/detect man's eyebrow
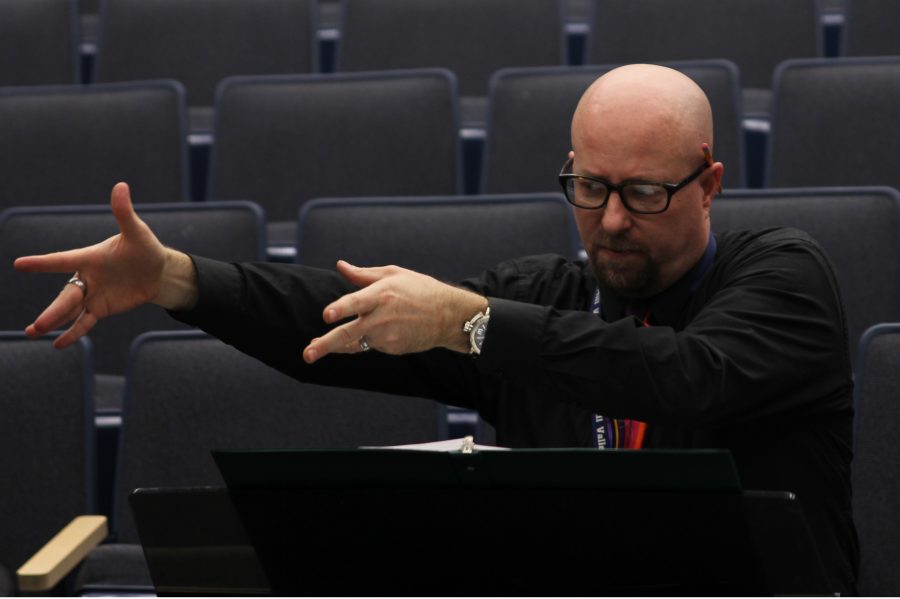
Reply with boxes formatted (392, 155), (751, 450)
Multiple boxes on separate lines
(576, 171), (664, 184)
(571, 165), (612, 180)
(572, 163), (667, 183)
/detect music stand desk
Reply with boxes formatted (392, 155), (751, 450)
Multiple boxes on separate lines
(130, 448), (830, 595)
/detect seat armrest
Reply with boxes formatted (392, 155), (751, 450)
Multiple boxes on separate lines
(17, 515), (108, 592)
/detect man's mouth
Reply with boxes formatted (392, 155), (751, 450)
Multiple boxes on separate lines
(597, 245), (642, 259)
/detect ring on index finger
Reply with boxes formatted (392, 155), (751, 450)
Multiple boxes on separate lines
(359, 336), (371, 352)
(66, 275), (88, 299)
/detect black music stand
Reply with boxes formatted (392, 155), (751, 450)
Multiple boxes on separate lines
(130, 447), (830, 596)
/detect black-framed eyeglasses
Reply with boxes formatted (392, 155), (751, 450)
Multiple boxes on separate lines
(557, 157), (709, 214)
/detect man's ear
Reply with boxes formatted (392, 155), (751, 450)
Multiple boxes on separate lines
(701, 162), (724, 209)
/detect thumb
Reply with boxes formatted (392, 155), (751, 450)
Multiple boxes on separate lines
(110, 182), (146, 239)
(336, 260), (393, 288)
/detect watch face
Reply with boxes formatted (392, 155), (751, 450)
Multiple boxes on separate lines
(473, 321), (488, 351)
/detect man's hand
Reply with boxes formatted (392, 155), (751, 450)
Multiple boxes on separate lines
(303, 261), (488, 364)
(14, 182), (198, 349)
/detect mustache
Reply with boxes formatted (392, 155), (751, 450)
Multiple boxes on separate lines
(591, 235), (646, 254)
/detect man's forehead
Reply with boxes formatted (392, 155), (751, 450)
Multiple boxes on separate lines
(574, 109), (681, 156)
(574, 99), (709, 169)
(572, 125), (702, 182)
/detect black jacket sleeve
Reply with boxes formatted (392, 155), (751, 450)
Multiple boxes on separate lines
(170, 256), (498, 410)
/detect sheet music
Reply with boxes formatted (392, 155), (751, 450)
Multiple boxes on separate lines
(363, 435), (510, 452)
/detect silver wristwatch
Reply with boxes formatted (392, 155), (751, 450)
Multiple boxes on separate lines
(463, 307), (490, 355)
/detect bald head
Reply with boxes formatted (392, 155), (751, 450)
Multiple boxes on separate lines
(572, 64), (713, 169)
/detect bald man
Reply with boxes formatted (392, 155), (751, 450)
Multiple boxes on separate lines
(17, 65), (857, 593)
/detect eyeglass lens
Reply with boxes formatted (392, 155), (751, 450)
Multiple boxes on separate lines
(566, 179), (670, 213)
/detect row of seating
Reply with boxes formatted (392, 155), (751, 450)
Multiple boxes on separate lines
(4, 0), (899, 107)
(4, 57), (900, 240)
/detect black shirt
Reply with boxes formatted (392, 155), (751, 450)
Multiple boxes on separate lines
(175, 227), (858, 595)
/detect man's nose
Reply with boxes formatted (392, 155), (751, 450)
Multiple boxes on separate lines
(600, 191), (633, 234)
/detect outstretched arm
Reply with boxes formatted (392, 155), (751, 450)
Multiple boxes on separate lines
(14, 182), (199, 349)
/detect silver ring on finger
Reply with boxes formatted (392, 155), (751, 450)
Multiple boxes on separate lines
(66, 275), (88, 299)
(359, 336), (371, 352)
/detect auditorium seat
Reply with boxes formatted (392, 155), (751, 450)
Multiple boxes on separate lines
(766, 57), (900, 190)
(481, 60), (745, 194)
(335, 0), (565, 128)
(587, 0), (821, 120)
(73, 331), (448, 593)
(852, 323), (900, 596)
(0, 201), (267, 414)
(710, 187), (900, 369)
(296, 193), (580, 280)
(0, 334), (96, 595)
(92, 0), (318, 135)
(0, 0), (80, 85)
(207, 70), (463, 258)
(0, 81), (190, 212)
(842, 0), (900, 57)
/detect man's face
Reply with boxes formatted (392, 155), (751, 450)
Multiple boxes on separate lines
(571, 133), (714, 299)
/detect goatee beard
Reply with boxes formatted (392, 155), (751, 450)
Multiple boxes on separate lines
(589, 236), (660, 298)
